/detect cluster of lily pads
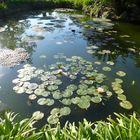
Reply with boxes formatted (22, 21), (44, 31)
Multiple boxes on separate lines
(112, 75), (133, 110)
(80, 18), (119, 56)
(86, 44), (115, 56)
(12, 54), (132, 124)
(21, 16), (66, 44)
(82, 18), (114, 32)
(83, 18), (138, 56)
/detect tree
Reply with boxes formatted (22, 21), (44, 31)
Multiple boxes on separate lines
(113, 0), (127, 15)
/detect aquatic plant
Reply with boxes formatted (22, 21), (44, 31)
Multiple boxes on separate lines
(0, 112), (43, 139)
(1, 112), (140, 139)
(12, 54), (133, 124)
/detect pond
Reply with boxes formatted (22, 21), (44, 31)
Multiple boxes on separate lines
(0, 9), (140, 127)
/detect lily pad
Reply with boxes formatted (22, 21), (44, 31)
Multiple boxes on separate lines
(47, 115), (59, 124)
(116, 71), (126, 77)
(45, 99), (55, 106)
(71, 97), (80, 104)
(106, 91), (113, 97)
(63, 90), (73, 98)
(66, 84), (77, 91)
(91, 96), (102, 103)
(16, 87), (25, 94)
(69, 75), (77, 80)
(96, 77), (104, 83)
(78, 100), (90, 109)
(106, 61), (114, 65)
(32, 111), (44, 120)
(117, 94), (127, 101)
(78, 84), (88, 90)
(52, 91), (62, 99)
(20, 76), (31, 82)
(50, 108), (60, 115)
(94, 61), (101, 65)
(34, 88), (45, 96)
(120, 101), (133, 110)
(29, 94), (37, 100)
(78, 96), (90, 109)
(28, 83), (38, 90)
(12, 78), (20, 84)
(35, 69), (44, 75)
(60, 99), (71, 105)
(77, 89), (87, 96)
(40, 55), (47, 59)
(37, 98), (47, 105)
(23, 82), (30, 88)
(13, 86), (20, 91)
(87, 50), (96, 54)
(81, 80), (94, 85)
(89, 45), (99, 49)
(41, 91), (50, 97)
(102, 67), (111, 72)
(26, 89), (33, 94)
(60, 107), (71, 116)
(47, 85), (58, 91)
(115, 89), (124, 94)
(115, 78), (123, 84)
(54, 79), (62, 85)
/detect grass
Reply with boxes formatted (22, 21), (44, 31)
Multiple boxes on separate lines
(0, 112), (140, 139)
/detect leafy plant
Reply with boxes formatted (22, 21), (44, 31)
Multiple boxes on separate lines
(1, 112), (140, 139)
(0, 3), (7, 10)
(0, 112), (42, 140)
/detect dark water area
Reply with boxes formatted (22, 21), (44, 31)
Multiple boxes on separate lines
(0, 10), (140, 127)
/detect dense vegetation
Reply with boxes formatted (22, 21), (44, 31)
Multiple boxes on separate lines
(0, 112), (140, 140)
(0, 0), (140, 19)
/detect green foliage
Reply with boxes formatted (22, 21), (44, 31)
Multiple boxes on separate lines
(0, 3), (7, 10)
(0, 112), (42, 140)
(0, 0), (139, 17)
(1, 112), (140, 139)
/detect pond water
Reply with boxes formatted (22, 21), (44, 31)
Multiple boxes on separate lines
(0, 10), (140, 126)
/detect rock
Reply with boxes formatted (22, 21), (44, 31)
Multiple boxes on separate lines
(0, 48), (29, 67)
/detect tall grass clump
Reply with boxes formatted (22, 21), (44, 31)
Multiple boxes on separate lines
(0, 112), (140, 139)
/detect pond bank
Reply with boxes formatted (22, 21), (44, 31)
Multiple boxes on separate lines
(0, 1), (140, 23)
(0, 1), (73, 18)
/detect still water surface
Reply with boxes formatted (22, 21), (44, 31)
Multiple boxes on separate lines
(0, 10), (140, 126)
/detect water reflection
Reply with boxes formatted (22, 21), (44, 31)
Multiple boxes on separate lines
(0, 10), (140, 125)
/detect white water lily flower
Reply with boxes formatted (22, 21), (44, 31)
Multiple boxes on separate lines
(97, 87), (104, 93)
